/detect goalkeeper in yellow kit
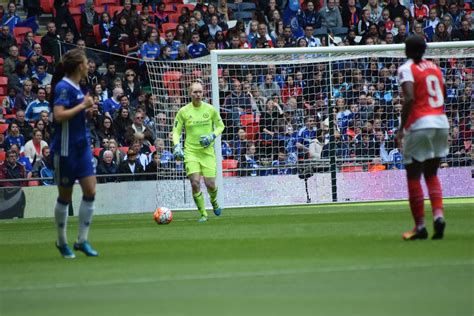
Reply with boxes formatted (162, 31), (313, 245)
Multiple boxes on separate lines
(172, 82), (225, 222)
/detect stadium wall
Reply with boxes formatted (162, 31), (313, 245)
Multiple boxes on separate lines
(16, 167), (474, 218)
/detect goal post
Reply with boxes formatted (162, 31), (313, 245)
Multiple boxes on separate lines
(146, 41), (474, 210)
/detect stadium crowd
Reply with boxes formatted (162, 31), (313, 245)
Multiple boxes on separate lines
(0, 0), (473, 185)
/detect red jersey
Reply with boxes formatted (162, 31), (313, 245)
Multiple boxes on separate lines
(397, 59), (449, 131)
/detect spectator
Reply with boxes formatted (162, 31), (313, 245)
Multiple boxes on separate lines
(1, 2), (21, 32)
(96, 150), (118, 183)
(41, 23), (61, 64)
(107, 139), (125, 165)
(298, 25), (322, 47)
(79, 38), (104, 64)
(451, 18), (474, 40)
(24, 87), (49, 122)
(259, 74), (281, 99)
(423, 8), (440, 41)
(31, 63), (52, 88)
(319, 0), (343, 30)
(4, 121), (25, 154)
(14, 80), (36, 112)
(113, 107), (132, 145)
(187, 31), (208, 58)
(4, 45), (19, 78)
(154, 2), (169, 29)
(151, 137), (174, 167)
(103, 87), (123, 119)
(341, 0), (361, 29)
(223, 79), (252, 135)
(411, 0), (429, 23)
(296, 116), (317, 158)
(252, 23), (275, 48)
(123, 69), (140, 103)
(272, 148), (294, 175)
(118, 148), (144, 181)
(163, 30), (181, 60)
(357, 9), (372, 36)
(23, 128), (48, 164)
(53, 0), (79, 37)
(0, 150), (27, 187)
(102, 62), (121, 94)
(297, 0), (321, 29)
(144, 151), (166, 180)
(80, 0), (99, 47)
(433, 22), (451, 41)
(98, 12), (113, 49)
(432, 0), (449, 19)
(364, 0), (383, 24)
(386, 0), (407, 21)
(208, 14), (223, 38)
(124, 112), (154, 146)
(447, 1), (463, 29)
(33, 146), (54, 185)
(97, 117), (116, 144)
(109, 14), (130, 56)
(0, 25), (16, 58)
(239, 141), (262, 177)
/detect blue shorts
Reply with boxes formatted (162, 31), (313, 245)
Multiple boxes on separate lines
(52, 147), (95, 187)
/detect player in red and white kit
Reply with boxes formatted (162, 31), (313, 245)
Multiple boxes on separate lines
(396, 36), (448, 240)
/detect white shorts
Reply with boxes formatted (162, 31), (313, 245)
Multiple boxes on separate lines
(403, 128), (449, 165)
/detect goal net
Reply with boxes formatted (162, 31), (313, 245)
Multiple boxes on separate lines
(145, 42), (474, 210)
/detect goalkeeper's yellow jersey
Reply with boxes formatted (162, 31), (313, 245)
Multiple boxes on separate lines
(172, 101), (225, 152)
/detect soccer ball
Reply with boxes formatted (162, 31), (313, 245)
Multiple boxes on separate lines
(153, 207), (173, 225)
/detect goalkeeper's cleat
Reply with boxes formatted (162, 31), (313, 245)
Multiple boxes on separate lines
(213, 206), (222, 216)
(197, 215), (208, 223)
(432, 217), (446, 240)
(56, 242), (76, 259)
(402, 227), (428, 240)
(73, 241), (99, 257)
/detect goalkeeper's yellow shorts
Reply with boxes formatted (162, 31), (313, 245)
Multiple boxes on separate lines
(184, 149), (217, 178)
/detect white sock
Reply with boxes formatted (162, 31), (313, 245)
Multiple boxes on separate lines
(77, 198), (95, 243)
(54, 200), (69, 245)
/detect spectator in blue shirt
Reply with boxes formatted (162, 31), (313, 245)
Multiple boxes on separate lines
(296, 116), (317, 158)
(102, 87), (122, 119)
(187, 31), (208, 58)
(297, 25), (322, 47)
(140, 30), (161, 61)
(163, 30), (181, 60)
(25, 87), (49, 122)
(5, 122), (25, 152)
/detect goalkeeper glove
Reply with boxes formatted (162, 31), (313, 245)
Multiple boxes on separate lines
(199, 133), (216, 148)
(173, 143), (184, 160)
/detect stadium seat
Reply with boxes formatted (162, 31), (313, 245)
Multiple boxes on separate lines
(164, 4), (176, 13)
(167, 13), (181, 23)
(40, 0), (54, 14)
(238, 2), (256, 11)
(0, 123), (9, 134)
(162, 0), (182, 3)
(245, 122), (260, 141)
(161, 22), (178, 34)
(0, 151), (5, 162)
(0, 58), (3, 76)
(93, 24), (101, 45)
(28, 180), (40, 186)
(33, 35), (42, 43)
(163, 71), (182, 96)
(43, 55), (53, 64)
(13, 27), (32, 39)
(368, 163), (386, 172)
(93, 147), (102, 157)
(94, 0), (117, 6)
(95, 5), (105, 14)
(107, 5), (123, 17)
(176, 3), (195, 12)
(0, 76), (8, 90)
(233, 11), (253, 22)
(70, 0), (86, 7)
(240, 113), (260, 126)
(340, 164), (363, 172)
(222, 159), (238, 177)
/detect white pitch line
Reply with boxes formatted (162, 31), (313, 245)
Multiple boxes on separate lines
(1, 261), (472, 292)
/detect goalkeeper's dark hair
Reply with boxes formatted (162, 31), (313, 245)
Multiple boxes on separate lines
(49, 48), (87, 106)
(405, 35), (427, 64)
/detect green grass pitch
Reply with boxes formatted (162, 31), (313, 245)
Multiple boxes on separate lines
(1, 199), (473, 316)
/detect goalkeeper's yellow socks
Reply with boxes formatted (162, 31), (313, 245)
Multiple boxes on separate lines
(208, 187), (219, 209)
(193, 192), (208, 217)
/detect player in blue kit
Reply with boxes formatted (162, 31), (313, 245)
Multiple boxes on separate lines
(50, 49), (99, 258)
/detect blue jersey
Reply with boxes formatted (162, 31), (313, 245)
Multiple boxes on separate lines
(51, 78), (90, 157)
(297, 126), (317, 149)
(140, 42), (160, 60)
(187, 42), (208, 58)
